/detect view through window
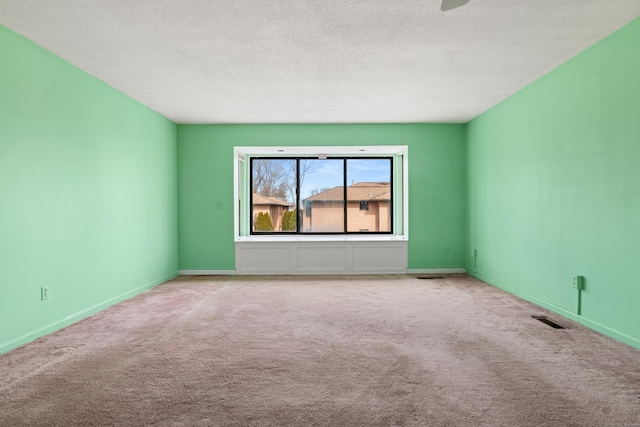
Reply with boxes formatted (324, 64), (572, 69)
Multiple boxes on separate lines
(250, 157), (392, 234)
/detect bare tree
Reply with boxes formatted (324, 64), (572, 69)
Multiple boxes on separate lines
(308, 187), (330, 197)
(252, 159), (289, 200)
(252, 159), (319, 203)
(298, 159), (316, 190)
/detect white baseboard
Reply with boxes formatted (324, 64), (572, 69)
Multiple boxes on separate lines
(180, 268), (466, 276)
(236, 269), (408, 275)
(0, 271), (178, 355)
(179, 270), (237, 275)
(467, 270), (640, 351)
(408, 268), (466, 274)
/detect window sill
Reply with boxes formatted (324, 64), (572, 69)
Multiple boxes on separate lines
(235, 234), (408, 243)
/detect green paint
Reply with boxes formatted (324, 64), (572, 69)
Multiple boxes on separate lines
(0, 25), (178, 353)
(177, 124), (467, 271)
(4, 13), (638, 353)
(467, 18), (640, 348)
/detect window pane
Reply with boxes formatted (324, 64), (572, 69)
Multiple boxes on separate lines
(300, 159), (345, 233)
(346, 159), (392, 232)
(251, 159), (296, 233)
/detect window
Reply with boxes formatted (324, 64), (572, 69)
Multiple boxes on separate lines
(234, 146), (408, 241)
(250, 157), (392, 234)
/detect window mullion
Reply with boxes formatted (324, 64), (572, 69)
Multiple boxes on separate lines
(343, 158), (347, 233)
(296, 158), (300, 233)
(390, 157), (394, 234)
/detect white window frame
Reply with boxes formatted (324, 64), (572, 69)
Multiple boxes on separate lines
(234, 146), (408, 242)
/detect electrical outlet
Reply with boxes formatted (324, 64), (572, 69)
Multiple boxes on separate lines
(216, 201), (222, 210)
(572, 275), (584, 290)
(444, 247), (450, 255)
(41, 286), (50, 301)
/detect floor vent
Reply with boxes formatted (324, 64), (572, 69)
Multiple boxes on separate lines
(417, 276), (444, 280)
(531, 315), (565, 329)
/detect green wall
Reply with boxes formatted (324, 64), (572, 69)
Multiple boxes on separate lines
(0, 25), (178, 353)
(178, 124), (466, 271)
(467, 18), (640, 348)
(5, 13), (638, 353)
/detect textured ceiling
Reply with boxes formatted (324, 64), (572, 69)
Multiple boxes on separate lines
(1, 1), (639, 124)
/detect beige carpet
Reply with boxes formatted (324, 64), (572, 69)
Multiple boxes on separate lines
(1, 274), (639, 426)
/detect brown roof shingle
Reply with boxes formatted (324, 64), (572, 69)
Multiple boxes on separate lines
(252, 193), (292, 206)
(305, 182), (390, 202)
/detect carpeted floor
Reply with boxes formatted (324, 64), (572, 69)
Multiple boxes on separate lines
(1, 274), (639, 426)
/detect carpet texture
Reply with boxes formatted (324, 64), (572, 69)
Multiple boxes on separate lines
(1, 274), (639, 426)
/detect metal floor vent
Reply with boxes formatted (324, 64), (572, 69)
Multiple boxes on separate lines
(531, 315), (565, 329)
(417, 276), (444, 280)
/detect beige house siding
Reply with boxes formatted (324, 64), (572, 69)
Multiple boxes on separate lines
(303, 201), (343, 233)
(252, 204), (288, 231)
(304, 200), (390, 232)
(346, 200), (390, 232)
(252, 193), (292, 232)
(303, 182), (391, 233)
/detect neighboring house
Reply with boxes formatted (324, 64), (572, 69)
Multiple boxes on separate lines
(252, 193), (293, 231)
(303, 182), (391, 232)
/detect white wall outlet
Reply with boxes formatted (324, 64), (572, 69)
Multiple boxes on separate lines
(41, 286), (50, 301)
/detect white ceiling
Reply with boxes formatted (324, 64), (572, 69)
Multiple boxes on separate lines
(1, 1), (639, 124)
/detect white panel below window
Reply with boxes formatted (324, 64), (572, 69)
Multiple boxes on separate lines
(235, 241), (408, 274)
(240, 247), (292, 270)
(297, 247), (349, 271)
(352, 246), (406, 271)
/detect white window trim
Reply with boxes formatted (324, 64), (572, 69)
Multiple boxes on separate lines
(234, 146), (408, 242)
